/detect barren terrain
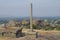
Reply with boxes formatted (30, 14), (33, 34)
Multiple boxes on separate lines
(0, 29), (60, 40)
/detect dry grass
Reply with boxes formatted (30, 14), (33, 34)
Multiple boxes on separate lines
(22, 29), (60, 34)
(0, 29), (60, 40)
(0, 37), (12, 40)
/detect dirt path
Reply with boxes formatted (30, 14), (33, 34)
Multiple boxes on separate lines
(11, 33), (60, 40)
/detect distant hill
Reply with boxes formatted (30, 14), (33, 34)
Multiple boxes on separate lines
(0, 16), (60, 24)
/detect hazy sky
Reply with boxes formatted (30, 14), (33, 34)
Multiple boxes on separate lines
(0, 0), (60, 17)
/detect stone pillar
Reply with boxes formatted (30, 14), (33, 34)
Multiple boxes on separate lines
(25, 3), (38, 38)
(30, 3), (33, 32)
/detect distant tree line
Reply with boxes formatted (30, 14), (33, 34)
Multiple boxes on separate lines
(25, 24), (60, 31)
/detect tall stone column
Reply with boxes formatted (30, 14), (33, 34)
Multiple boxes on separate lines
(30, 3), (33, 32)
(26, 3), (38, 38)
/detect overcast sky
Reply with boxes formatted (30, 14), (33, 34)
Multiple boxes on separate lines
(0, 0), (60, 17)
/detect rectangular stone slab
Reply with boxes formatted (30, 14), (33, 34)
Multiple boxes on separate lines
(25, 32), (38, 38)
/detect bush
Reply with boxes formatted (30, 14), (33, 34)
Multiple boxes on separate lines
(27, 24), (60, 30)
(27, 24), (41, 29)
(56, 26), (60, 30)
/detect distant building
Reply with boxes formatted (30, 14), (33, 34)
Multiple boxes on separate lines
(33, 19), (42, 26)
(7, 19), (16, 27)
(54, 19), (60, 26)
(22, 19), (29, 25)
(32, 20), (38, 25)
(43, 19), (49, 26)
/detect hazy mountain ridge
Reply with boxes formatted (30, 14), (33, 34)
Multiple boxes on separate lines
(0, 16), (60, 24)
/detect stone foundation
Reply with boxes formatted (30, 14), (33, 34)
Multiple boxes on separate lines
(25, 31), (38, 38)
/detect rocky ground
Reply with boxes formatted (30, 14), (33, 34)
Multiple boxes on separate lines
(0, 31), (60, 40)
(10, 33), (60, 40)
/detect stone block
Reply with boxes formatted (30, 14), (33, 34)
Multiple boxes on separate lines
(25, 31), (38, 38)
